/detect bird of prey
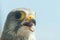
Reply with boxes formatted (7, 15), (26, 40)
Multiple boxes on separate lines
(1, 8), (36, 40)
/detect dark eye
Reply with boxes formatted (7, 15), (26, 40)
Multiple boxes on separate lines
(15, 11), (21, 19)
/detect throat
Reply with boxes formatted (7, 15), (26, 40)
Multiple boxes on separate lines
(16, 36), (29, 40)
(15, 26), (34, 40)
(16, 28), (31, 40)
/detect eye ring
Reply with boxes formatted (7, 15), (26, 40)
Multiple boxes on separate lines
(15, 11), (26, 20)
(20, 11), (26, 20)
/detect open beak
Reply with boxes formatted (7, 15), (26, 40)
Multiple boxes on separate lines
(23, 15), (36, 32)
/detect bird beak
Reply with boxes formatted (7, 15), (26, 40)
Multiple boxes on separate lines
(25, 15), (34, 22)
(23, 15), (35, 32)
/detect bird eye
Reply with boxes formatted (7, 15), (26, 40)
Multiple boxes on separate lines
(15, 11), (25, 20)
(15, 11), (21, 19)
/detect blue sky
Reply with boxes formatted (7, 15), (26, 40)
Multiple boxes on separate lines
(0, 0), (60, 40)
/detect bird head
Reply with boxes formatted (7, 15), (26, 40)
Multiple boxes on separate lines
(3, 8), (36, 37)
(13, 8), (36, 32)
(1, 8), (36, 40)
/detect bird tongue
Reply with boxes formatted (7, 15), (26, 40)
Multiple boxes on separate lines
(23, 22), (33, 27)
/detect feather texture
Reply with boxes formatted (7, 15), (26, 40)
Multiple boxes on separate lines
(1, 8), (36, 40)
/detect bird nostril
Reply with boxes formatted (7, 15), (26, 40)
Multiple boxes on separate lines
(29, 15), (33, 19)
(29, 16), (32, 19)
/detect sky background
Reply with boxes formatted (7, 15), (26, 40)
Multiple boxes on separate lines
(0, 0), (60, 40)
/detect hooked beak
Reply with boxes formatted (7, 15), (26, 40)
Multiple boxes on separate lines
(23, 15), (36, 32)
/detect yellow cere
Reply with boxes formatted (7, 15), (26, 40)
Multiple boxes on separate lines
(26, 15), (34, 22)
(29, 15), (34, 19)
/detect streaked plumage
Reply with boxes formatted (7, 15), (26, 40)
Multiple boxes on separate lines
(1, 8), (36, 40)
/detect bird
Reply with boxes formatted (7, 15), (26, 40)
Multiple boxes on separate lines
(1, 8), (36, 40)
